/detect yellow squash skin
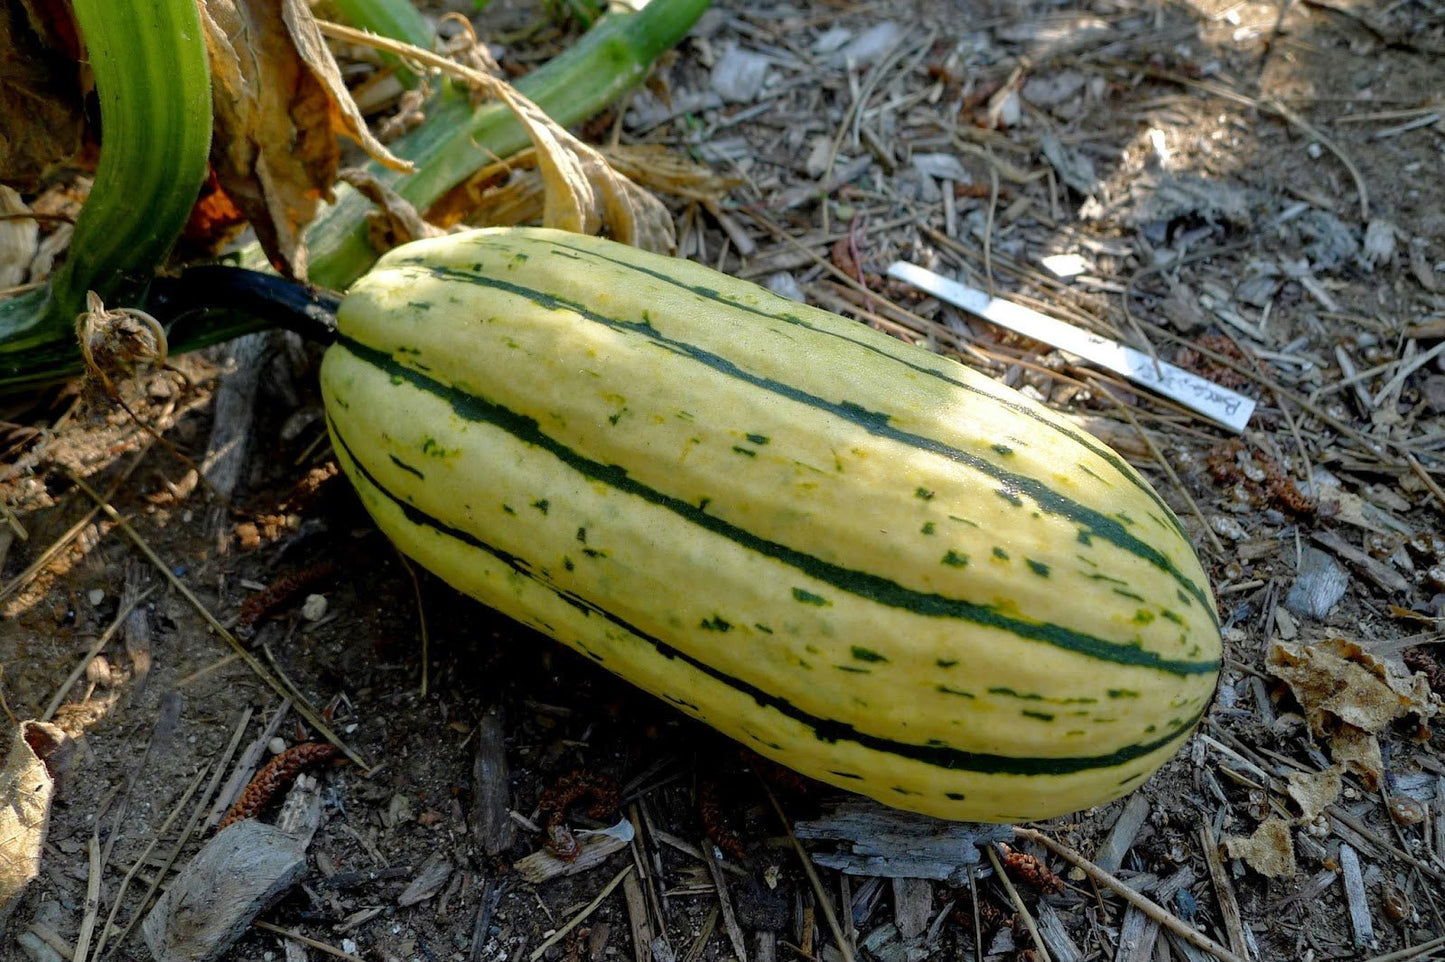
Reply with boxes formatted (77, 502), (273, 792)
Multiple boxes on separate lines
(320, 227), (1221, 822)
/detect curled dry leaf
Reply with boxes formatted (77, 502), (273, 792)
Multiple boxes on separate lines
(1267, 638), (1439, 787)
(0, 721), (68, 930)
(340, 168), (445, 251)
(1223, 817), (1297, 879)
(428, 144), (735, 236)
(492, 83), (675, 253)
(199, 0), (411, 278)
(315, 20), (674, 256)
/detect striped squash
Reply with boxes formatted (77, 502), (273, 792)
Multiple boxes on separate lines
(320, 227), (1220, 822)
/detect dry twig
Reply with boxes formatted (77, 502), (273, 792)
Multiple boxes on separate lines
(1013, 828), (1249, 962)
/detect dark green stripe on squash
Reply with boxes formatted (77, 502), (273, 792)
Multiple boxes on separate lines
(494, 234), (1194, 545)
(334, 337), (1217, 679)
(373, 262), (1217, 628)
(327, 412), (1208, 778)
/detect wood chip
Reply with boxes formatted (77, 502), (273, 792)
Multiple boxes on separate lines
(890, 877), (931, 940)
(469, 708), (516, 856)
(141, 820), (310, 962)
(1094, 793), (1152, 874)
(793, 800), (1011, 884)
(1035, 901), (1084, 962)
(1311, 530), (1411, 595)
(1199, 825), (1250, 960)
(1338, 843), (1375, 950)
(702, 840), (748, 962)
(397, 853), (454, 907)
(514, 820), (634, 884)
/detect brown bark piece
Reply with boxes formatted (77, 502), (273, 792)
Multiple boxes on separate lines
(469, 709), (516, 856)
(141, 819), (307, 962)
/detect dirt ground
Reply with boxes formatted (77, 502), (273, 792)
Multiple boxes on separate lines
(4, 1), (1445, 961)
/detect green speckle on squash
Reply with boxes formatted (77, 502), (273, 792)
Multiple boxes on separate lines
(936, 658), (958, 668)
(850, 646), (888, 663)
(792, 588), (830, 606)
(700, 615), (732, 632)
(746, 433), (770, 445)
(942, 550), (969, 568)
(1026, 559), (1051, 577)
(915, 487), (934, 501)
(992, 547), (1010, 561)
(531, 499), (550, 514)
(921, 521), (936, 535)
(732, 446), (757, 457)
(1022, 709), (1055, 722)
(420, 436), (454, 458)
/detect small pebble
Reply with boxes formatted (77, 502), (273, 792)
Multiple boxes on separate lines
(300, 593), (328, 622)
(88, 588), (105, 606)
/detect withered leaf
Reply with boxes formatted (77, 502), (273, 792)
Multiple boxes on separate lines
(1223, 817), (1296, 879)
(1267, 638), (1438, 787)
(0, 721), (66, 930)
(278, 0), (411, 176)
(490, 83), (675, 254)
(339, 167), (443, 253)
(1284, 766), (1341, 821)
(428, 144), (735, 238)
(200, 0), (411, 278)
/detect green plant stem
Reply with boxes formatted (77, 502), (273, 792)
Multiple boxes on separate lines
(0, 0), (709, 389)
(301, 0), (711, 289)
(330, 0), (433, 83)
(0, 0), (211, 354)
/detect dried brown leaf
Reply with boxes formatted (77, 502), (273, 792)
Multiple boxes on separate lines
(312, 19), (671, 256)
(1267, 638), (1438, 786)
(278, 0), (410, 175)
(1223, 817), (1296, 878)
(200, 0), (411, 278)
(0, 722), (65, 929)
(1284, 766), (1341, 821)
(493, 83), (674, 253)
(428, 145), (730, 237)
(339, 167), (444, 251)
